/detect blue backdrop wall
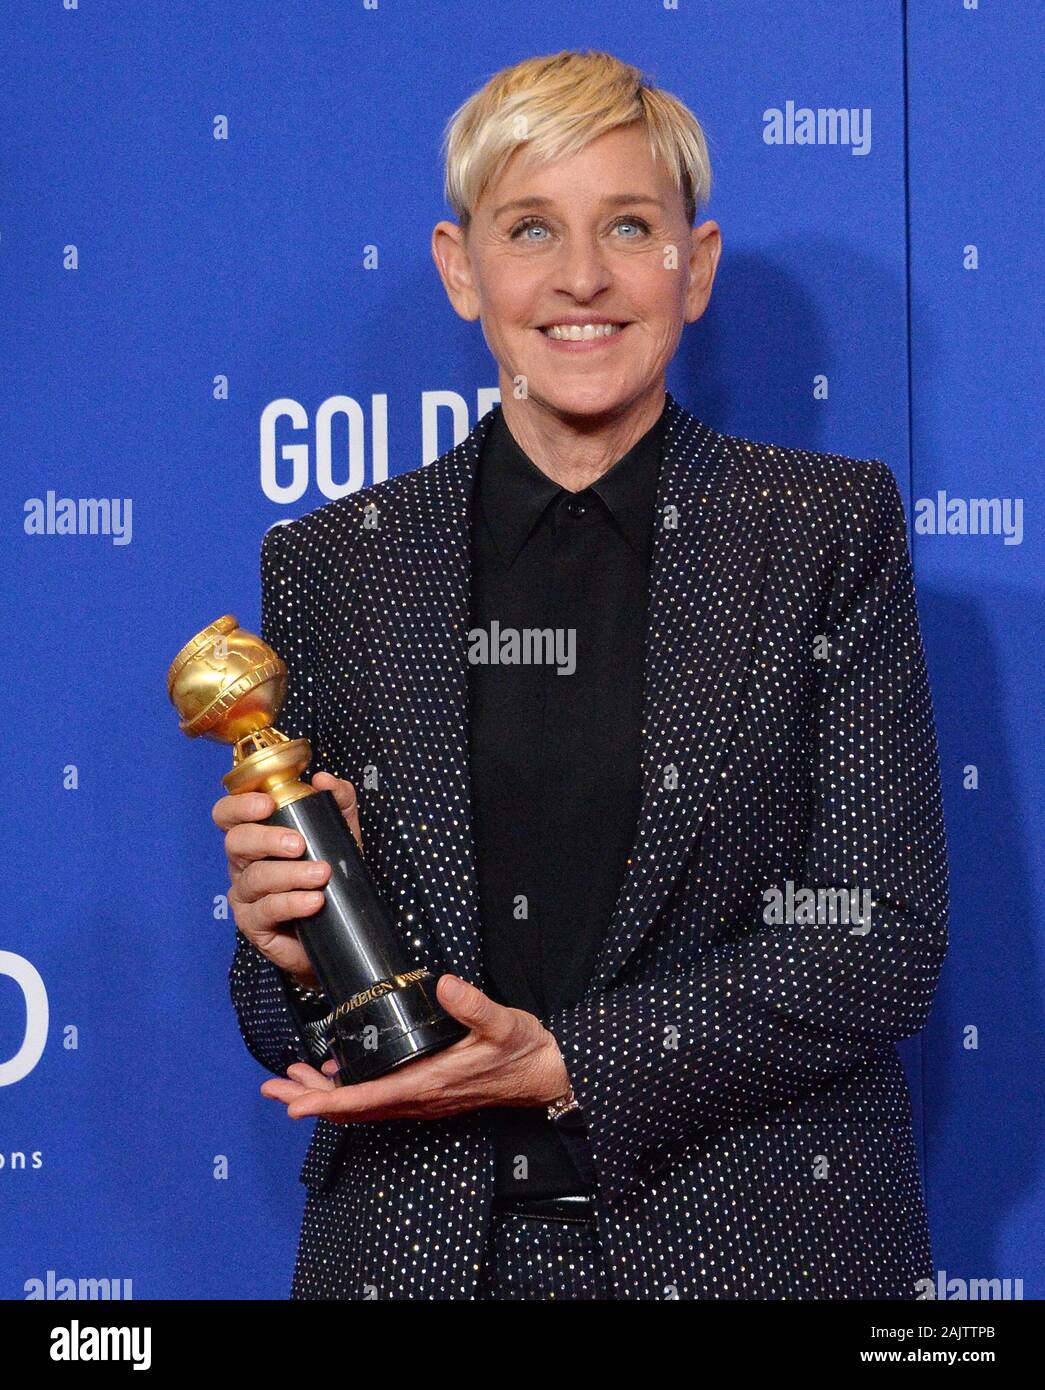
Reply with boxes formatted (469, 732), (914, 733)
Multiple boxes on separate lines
(2, 0), (1041, 1299)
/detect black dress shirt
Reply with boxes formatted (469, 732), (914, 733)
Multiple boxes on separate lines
(467, 397), (668, 1198)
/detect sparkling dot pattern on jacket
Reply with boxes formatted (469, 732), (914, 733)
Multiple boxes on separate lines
(229, 389), (949, 1300)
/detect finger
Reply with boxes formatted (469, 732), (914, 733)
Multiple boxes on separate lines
(236, 856), (330, 905)
(311, 771), (355, 809)
(284, 1062), (336, 1090)
(435, 975), (504, 1038)
(249, 887), (329, 928)
(260, 1064), (337, 1105)
(260, 1074), (379, 1122)
(312, 772), (363, 853)
(212, 792), (275, 831)
(230, 906), (315, 977)
(225, 821), (307, 869)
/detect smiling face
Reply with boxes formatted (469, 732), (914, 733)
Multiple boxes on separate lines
(432, 123), (721, 427)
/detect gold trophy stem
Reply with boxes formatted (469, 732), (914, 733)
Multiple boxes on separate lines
(222, 732), (318, 809)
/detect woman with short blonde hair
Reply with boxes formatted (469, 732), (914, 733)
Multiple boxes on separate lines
(218, 48), (948, 1301)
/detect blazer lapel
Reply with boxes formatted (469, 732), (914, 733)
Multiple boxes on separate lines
(586, 396), (774, 990)
(355, 407), (494, 982)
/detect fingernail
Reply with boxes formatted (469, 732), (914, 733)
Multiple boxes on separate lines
(442, 975), (465, 1002)
(282, 833), (302, 852)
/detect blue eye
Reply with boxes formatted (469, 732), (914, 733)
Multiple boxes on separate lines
(508, 214), (652, 241)
(511, 217), (550, 240)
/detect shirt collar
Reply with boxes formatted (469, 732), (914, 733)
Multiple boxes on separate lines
(476, 398), (667, 569)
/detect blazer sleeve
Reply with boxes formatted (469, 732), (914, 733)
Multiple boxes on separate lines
(228, 521), (331, 1077)
(541, 460), (949, 1203)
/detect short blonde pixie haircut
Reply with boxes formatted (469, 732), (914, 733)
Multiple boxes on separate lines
(441, 49), (713, 230)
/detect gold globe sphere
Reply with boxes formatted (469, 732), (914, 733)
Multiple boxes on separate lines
(166, 614), (287, 745)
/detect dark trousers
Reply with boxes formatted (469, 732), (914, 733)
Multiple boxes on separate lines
(476, 1210), (614, 1300)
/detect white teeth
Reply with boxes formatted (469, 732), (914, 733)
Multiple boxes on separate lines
(541, 322), (624, 340)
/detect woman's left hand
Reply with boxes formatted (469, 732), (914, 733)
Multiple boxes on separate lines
(260, 974), (571, 1122)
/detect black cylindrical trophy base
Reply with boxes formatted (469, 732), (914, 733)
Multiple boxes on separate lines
(325, 983), (470, 1086)
(265, 789), (467, 1085)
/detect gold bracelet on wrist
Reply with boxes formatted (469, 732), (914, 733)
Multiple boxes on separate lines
(546, 1084), (581, 1122)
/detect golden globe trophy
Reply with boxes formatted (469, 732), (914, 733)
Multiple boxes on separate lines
(166, 614), (467, 1084)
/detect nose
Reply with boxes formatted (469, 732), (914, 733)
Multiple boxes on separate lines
(550, 233), (614, 304)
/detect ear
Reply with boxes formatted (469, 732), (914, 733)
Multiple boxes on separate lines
(683, 220), (722, 324)
(431, 220), (482, 322)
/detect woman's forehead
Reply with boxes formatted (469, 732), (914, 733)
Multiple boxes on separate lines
(478, 133), (677, 216)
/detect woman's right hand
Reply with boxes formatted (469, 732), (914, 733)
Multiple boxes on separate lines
(212, 771), (362, 989)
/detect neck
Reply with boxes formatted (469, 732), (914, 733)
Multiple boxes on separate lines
(497, 382), (666, 492)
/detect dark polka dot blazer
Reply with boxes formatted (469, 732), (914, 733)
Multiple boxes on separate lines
(230, 390), (949, 1300)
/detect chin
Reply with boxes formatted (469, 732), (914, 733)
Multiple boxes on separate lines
(529, 378), (638, 421)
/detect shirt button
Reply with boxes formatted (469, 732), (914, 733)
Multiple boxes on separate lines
(567, 498), (588, 518)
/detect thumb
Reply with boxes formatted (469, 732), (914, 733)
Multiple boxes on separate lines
(312, 771), (363, 854)
(436, 975), (494, 1034)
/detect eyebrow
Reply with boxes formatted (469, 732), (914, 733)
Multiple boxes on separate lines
(492, 194), (665, 217)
